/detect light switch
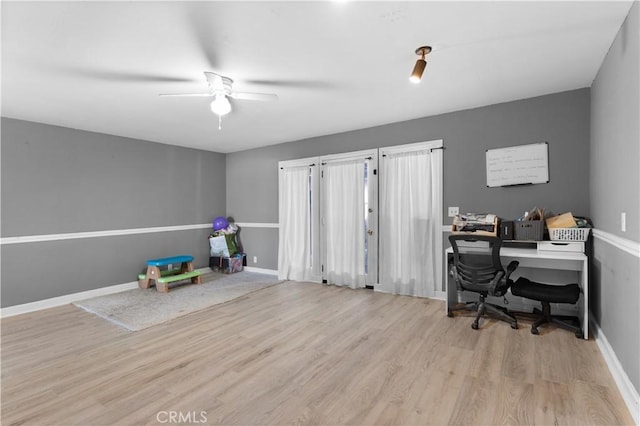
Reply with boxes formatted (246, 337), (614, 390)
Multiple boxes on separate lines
(621, 212), (626, 232)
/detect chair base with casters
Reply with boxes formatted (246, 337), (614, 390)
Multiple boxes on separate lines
(511, 277), (583, 338)
(448, 294), (518, 330)
(448, 235), (520, 331)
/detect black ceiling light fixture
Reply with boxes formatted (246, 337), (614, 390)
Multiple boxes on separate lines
(409, 46), (432, 84)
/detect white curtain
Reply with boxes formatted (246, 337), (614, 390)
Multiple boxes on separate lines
(323, 159), (366, 289)
(379, 148), (442, 297)
(278, 165), (313, 281)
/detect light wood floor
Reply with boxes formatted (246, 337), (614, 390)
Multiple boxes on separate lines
(1, 281), (634, 425)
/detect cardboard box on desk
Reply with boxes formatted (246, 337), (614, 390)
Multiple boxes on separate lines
(546, 212), (577, 229)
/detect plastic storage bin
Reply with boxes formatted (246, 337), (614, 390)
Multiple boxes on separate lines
(549, 227), (591, 242)
(514, 220), (544, 241)
(210, 254), (246, 273)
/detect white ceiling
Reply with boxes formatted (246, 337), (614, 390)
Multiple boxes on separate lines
(1, 1), (633, 153)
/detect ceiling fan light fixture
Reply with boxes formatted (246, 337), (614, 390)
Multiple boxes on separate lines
(409, 46), (431, 84)
(210, 95), (231, 116)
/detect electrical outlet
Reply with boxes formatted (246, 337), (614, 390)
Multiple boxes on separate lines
(253, 256), (258, 263)
(621, 212), (626, 232)
(448, 206), (459, 217)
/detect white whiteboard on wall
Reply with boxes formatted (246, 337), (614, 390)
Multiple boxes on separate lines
(486, 142), (549, 187)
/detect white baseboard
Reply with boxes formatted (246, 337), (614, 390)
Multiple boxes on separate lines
(0, 281), (139, 318)
(590, 313), (640, 425)
(0, 267), (213, 318)
(244, 266), (278, 276)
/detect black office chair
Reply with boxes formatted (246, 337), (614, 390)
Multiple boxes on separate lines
(511, 277), (583, 338)
(448, 235), (519, 330)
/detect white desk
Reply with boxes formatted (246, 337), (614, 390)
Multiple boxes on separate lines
(445, 245), (589, 340)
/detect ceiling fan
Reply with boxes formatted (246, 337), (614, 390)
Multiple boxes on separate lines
(160, 72), (278, 129)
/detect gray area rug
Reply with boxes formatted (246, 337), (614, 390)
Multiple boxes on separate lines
(73, 271), (283, 331)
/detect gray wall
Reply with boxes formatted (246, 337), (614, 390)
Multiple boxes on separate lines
(227, 89), (591, 270)
(590, 2), (639, 392)
(1, 118), (226, 307)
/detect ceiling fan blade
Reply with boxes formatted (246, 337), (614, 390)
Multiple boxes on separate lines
(159, 93), (213, 97)
(229, 92), (278, 102)
(187, 5), (221, 69)
(67, 68), (197, 83)
(245, 78), (336, 89)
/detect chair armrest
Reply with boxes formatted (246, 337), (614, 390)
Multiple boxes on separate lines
(450, 267), (462, 291)
(505, 260), (519, 280)
(489, 270), (506, 296)
(492, 261), (520, 296)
